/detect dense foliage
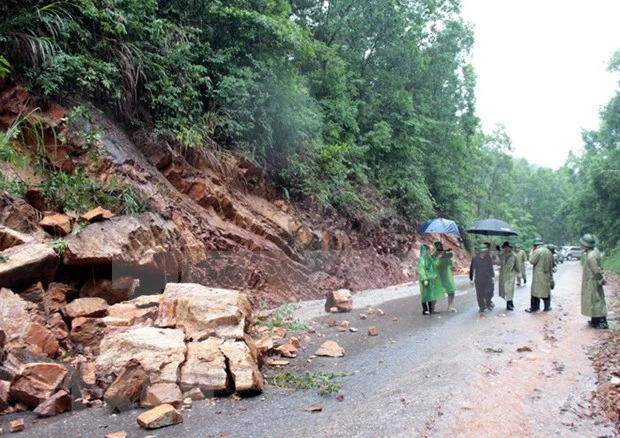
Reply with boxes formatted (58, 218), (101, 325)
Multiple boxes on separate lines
(0, 1), (617, 250)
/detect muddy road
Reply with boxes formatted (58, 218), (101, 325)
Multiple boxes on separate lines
(6, 262), (616, 437)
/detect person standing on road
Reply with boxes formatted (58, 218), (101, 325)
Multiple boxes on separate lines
(499, 242), (519, 311)
(525, 238), (554, 313)
(417, 244), (444, 315)
(514, 244), (528, 286)
(433, 241), (457, 312)
(469, 245), (495, 313)
(580, 234), (609, 329)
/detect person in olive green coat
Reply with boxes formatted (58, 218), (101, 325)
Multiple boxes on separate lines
(433, 241), (457, 312)
(514, 244), (528, 286)
(525, 238), (554, 313)
(417, 244), (445, 315)
(498, 242), (519, 311)
(580, 234), (608, 329)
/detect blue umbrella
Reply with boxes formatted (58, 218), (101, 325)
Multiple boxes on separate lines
(417, 218), (462, 238)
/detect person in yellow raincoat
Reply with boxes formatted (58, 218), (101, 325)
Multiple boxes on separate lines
(433, 241), (457, 312)
(580, 234), (608, 329)
(514, 244), (528, 286)
(418, 244), (445, 315)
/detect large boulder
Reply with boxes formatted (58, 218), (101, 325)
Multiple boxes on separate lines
(179, 339), (228, 394)
(0, 243), (59, 290)
(324, 289), (353, 313)
(155, 283), (252, 341)
(104, 295), (160, 327)
(63, 297), (108, 319)
(95, 327), (185, 384)
(219, 340), (263, 394)
(63, 212), (181, 270)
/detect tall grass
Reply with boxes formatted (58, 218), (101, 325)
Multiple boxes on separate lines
(603, 248), (620, 275)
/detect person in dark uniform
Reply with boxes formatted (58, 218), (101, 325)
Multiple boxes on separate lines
(469, 245), (495, 313)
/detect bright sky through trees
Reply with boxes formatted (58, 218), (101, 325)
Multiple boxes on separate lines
(460, 0), (620, 169)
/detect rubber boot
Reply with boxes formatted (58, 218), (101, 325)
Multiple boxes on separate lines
(422, 302), (430, 315)
(543, 297), (552, 312)
(430, 301), (440, 314)
(447, 295), (457, 312)
(507, 300), (514, 311)
(596, 317), (609, 329)
(525, 297), (540, 313)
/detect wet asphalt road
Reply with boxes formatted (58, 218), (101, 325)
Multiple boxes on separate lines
(3, 262), (613, 437)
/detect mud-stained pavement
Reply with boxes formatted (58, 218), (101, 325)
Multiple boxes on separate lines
(3, 263), (616, 437)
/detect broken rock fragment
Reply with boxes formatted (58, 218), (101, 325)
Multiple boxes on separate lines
(142, 382), (183, 409)
(315, 341), (345, 357)
(104, 359), (149, 412)
(219, 341), (264, 394)
(137, 404), (183, 430)
(324, 289), (352, 313)
(96, 327), (185, 384)
(33, 389), (71, 417)
(368, 326), (379, 336)
(9, 362), (68, 408)
(9, 418), (25, 433)
(179, 338), (227, 394)
(0, 244), (59, 292)
(63, 297), (108, 319)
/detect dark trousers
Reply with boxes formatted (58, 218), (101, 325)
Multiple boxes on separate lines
(475, 281), (494, 310)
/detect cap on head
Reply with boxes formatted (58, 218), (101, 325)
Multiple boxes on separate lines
(501, 241), (512, 249)
(433, 241), (443, 250)
(580, 233), (596, 248)
(533, 238), (544, 246)
(478, 245), (489, 252)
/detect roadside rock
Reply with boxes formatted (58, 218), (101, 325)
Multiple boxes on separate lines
(63, 297), (108, 319)
(155, 283), (252, 341)
(324, 289), (353, 313)
(9, 418), (25, 433)
(0, 380), (9, 411)
(96, 327), (186, 384)
(179, 339), (227, 394)
(0, 288), (31, 350)
(104, 359), (149, 412)
(136, 404), (183, 430)
(9, 362), (68, 408)
(315, 341), (345, 357)
(24, 323), (60, 358)
(141, 382), (183, 409)
(368, 326), (379, 336)
(33, 389), (71, 417)
(219, 341), (263, 394)
(0, 243), (59, 290)
(69, 317), (106, 354)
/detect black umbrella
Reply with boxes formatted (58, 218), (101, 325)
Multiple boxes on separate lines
(466, 218), (518, 236)
(416, 218), (461, 238)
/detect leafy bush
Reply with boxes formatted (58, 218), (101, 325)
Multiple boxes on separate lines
(603, 248), (620, 275)
(258, 303), (307, 331)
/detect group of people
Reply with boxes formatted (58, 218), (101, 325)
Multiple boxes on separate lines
(417, 241), (457, 315)
(417, 233), (609, 330)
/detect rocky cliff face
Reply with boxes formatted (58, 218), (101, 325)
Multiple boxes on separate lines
(0, 81), (466, 307)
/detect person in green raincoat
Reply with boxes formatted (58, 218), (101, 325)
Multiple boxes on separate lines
(417, 244), (445, 315)
(498, 242), (519, 311)
(514, 244), (528, 286)
(579, 234), (608, 329)
(433, 241), (457, 312)
(525, 238), (554, 313)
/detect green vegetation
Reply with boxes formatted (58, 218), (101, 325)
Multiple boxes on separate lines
(266, 371), (347, 396)
(603, 249), (620, 275)
(49, 238), (69, 255)
(0, 1), (617, 254)
(258, 304), (307, 331)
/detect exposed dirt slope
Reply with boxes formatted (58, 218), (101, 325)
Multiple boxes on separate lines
(0, 81), (468, 306)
